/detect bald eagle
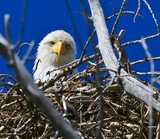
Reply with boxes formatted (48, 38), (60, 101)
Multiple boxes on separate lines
(33, 30), (77, 82)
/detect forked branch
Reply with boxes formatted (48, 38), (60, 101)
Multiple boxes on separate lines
(88, 0), (160, 112)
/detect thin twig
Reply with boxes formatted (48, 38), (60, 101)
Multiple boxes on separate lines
(41, 53), (100, 90)
(14, 0), (27, 47)
(142, 0), (160, 33)
(77, 10), (143, 22)
(141, 38), (155, 83)
(1, 100), (21, 109)
(22, 41), (35, 64)
(16, 117), (32, 132)
(80, 0), (96, 48)
(111, 0), (127, 35)
(76, 11), (92, 21)
(131, 57), (160, 66)
(107, 11), (143, 21)
(62, 95), (68, 117)
(16, 42), (33, 56)
(39, 124), (50, 138)
(133, 71), (160, 76)
(152, 76), (160, 85)
(4, 14), (12, 44)
(141, 38), (154, 139)
(64, 0), (83, 50)
(46, 53), (100, 79)
(94, 61), (104, 139)
(79, 29), (96, 64)
(155, 120), (160, 139)
(134, 0), (141, 22)
(0, 74), (17, 83)
(122, 33), (160, 47)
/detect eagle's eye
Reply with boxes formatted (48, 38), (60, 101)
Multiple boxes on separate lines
(66, 43), (71, 49)
(49, 41), (55, 46)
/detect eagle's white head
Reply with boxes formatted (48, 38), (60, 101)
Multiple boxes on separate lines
(33, 30), (77, 82)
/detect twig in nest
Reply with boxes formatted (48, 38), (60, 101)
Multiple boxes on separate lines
(62, 95), (68, 117)
(156, 121), (160, 139)
(41, 53), (100, 90)
(47, 30), (96, 76)
(111, 30), (132, 74)
(39, 123), (50, 138)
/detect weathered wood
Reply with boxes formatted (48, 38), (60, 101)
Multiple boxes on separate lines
(88, 0), (160, 112)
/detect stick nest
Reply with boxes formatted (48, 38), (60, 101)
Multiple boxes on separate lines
(0, 67), (160, 139)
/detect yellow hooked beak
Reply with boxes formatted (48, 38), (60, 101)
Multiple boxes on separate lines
(50, 41), (66, 65)
(50, 41), (66, 57)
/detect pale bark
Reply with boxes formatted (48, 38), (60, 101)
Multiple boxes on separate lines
(88, 0), (160, 112)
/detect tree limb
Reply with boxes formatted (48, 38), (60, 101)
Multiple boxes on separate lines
(0, 37), (81, 139)
(88, 0), (160, 112)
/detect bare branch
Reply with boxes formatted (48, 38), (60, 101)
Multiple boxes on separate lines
(141, 38), (154, 139)
(16, 41), (34, 57)
(65, 0), (83, 50)
(88, 0), (160, 112)
(80, 0), (96, 48)
(1, 1), (160, 138)
(15, 0), (27, 47)
(122, 33), (160, 47)
(79, 29), (96, 64)
(111, 0), (127, 35)
(142, 0), (160, 32)
(22, 41), (35, 64)
(131, 57), (160, 66)
(134, 0), (141, 22)
(88, 1), (119, 77)
(62, 95), (68, 117)
(41, 53), (101, 90)
(107, 11), (143, 21)
(134, 71), (160, 76)
(4, 14), (12, 44)
(156, 121), (160, 139)
(0, 74), (16, 83)
(141, 38), (155, 83)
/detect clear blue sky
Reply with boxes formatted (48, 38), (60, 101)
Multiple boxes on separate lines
(0, 0), (160, 86)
